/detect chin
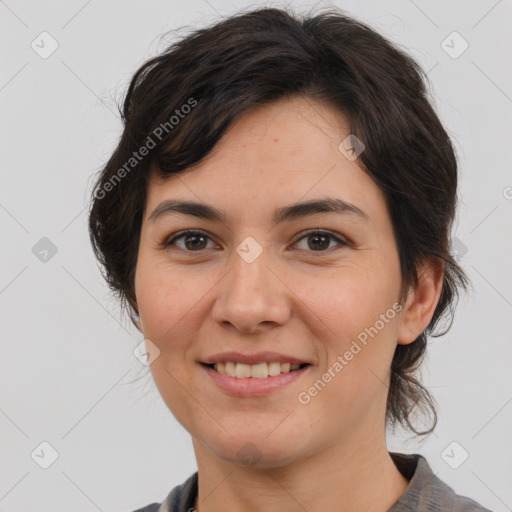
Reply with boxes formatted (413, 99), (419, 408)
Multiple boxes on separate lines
(217, 442), (301, 470)
(199, 428), (307, 470)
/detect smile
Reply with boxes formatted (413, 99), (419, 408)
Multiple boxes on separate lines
(200, 362), (311, 397)
(205, 361), (310, 378)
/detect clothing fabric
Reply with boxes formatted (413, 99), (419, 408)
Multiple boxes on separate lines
(130, 452), (492, 512)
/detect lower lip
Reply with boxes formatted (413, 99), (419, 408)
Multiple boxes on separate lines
(200, 363), (310, 397)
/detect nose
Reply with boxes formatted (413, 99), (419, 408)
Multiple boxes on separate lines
(211, 245), (291, 334)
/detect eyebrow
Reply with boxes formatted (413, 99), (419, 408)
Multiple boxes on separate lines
(147, 197), (369, 226)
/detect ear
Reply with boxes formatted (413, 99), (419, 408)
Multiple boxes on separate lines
(397, 259), (444, 345)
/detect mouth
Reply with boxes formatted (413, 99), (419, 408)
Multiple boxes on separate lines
(200, 360), (312, 397)
(201, 361), (311, 378)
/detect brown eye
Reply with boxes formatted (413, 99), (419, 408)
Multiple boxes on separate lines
(164, 230), (215, 251)
(294, 230), (347, 253)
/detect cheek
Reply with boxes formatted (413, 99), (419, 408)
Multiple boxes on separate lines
(135, 259), (210, 428)
(298, 265), (398, 339)
(296, 264), (401, 396)
(300, 277), (400, 427)
(135, 256), (217, 346)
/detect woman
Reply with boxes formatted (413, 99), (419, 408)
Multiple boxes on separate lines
(88, 7), (492, 512)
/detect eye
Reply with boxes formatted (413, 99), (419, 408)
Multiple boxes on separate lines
(162, 229), (348, 254)
(163, 230), (217, 252)
(293, 229), (348, 253)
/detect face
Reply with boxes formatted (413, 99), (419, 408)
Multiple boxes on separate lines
(135, 95), (409, 468)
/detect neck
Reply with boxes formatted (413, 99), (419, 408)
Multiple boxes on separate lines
(192, 429), (409, 512)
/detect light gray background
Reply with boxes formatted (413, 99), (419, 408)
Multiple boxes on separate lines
(1, 1), (511, 511)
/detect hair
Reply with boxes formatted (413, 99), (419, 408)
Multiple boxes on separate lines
(88, 6), (469, 436)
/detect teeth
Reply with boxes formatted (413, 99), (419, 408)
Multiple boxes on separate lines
(251, 362), (268, 379)
(212, 361), (305, 378)
(225, 361), (235, 376)
(268, 361), (281, 376)
(235, 363), (251, 378)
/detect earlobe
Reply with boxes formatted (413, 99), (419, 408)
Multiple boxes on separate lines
(397, 260), (444, 345)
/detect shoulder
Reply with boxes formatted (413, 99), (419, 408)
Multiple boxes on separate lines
(128, 472), (198, 512)
(389, 452), (494, 512)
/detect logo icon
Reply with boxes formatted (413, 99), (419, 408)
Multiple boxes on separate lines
(236, 442), (262, 467)
(31, 441), (59, 469)
(133, 339), (161, 366)
(338, 134), (365, 161)
(32, 237), (58, 263)
(31, 32), (59, 59)
(451, 237), (468, 261)
(236, 236), (263, 263)
(441, 32), (469, 59)
(441, 441), (469, 469)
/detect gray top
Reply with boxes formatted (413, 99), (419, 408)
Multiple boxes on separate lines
(131, 452), (493, 512)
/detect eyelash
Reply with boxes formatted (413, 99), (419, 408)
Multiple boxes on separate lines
(162, 229), (349, 255)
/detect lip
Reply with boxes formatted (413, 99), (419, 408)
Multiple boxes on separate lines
(201, 351), (310, 365)
(200, 363), (311, 397)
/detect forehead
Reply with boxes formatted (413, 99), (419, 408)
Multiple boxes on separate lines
(144, 95), (388, 226)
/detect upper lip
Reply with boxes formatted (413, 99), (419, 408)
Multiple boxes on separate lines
(201, 351), (311, 365)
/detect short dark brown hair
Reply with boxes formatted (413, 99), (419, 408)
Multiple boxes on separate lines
(88, 6), (469, 436)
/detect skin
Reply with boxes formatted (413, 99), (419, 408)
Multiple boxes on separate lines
(134, 95), (443, 512)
